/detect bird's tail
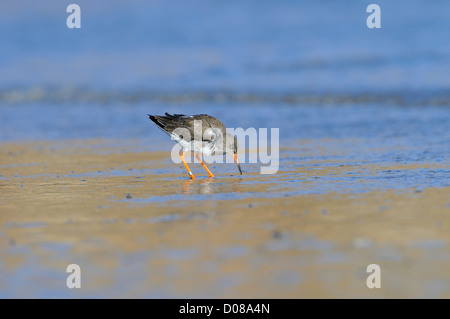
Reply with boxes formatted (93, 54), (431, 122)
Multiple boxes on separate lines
(148, 113), (171, 130)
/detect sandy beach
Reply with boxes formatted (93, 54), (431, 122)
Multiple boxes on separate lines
(1, 139), (449, 298)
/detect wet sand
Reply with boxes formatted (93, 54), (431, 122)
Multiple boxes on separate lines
(1, 139), (449, 298)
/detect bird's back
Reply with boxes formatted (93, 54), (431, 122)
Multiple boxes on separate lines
(149, 113), (226, 141)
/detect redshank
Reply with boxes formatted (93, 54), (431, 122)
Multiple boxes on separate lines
(148, 113), (242, 179)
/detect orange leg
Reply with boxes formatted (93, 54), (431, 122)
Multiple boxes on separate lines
(180, 151), (195, 180)
(196, 153), (214, 178)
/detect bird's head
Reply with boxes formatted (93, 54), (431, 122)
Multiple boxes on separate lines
(225, 134), (242, 175)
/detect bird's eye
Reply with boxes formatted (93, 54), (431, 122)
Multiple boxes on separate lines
(180, 135), (183, 139)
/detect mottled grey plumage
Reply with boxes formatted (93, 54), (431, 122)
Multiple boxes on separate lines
(148, 113), (242, 178)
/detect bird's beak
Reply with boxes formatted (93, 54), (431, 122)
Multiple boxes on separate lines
(233, 153), (242, 175)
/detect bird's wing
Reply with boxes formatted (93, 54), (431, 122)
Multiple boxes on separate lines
(194, 114), (227, 141)
(148, 113), (225, 143)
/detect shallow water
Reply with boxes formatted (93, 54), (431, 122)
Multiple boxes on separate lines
(2, 101), (449, 193)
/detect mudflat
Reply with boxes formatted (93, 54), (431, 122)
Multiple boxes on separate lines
(1, 139), (448, 298)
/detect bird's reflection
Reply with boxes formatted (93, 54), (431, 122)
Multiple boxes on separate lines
(182, 177), (242, 195)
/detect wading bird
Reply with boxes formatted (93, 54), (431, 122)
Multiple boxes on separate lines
(148, 113), (242, 179)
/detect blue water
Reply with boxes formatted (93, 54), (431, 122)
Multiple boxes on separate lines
(1, 1), (450, 93)
(0, 0), (449, 179)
